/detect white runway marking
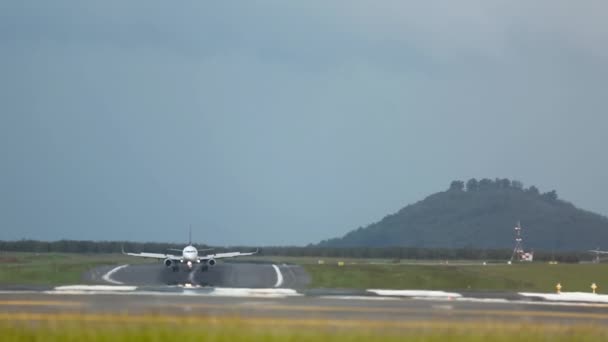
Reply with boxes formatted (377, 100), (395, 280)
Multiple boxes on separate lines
(368, 289), (462, 298)
(319, 296), (401, 301)
(45, 287), (300, 298)
(211, 288), (300, 298)
(187, 269), (196, 284)
(101, 265), (129, 285)
(519, 292), (608, 303)
(53, 285), (138, 292)
(452, 297), (510, 303)
(272, 264), (284, 288)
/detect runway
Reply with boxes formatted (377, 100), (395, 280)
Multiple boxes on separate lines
(85, 262), (310, 288)
(3, 291), (608, 327)
(3, 262), (608, 332)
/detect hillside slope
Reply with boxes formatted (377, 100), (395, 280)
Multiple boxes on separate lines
(319, 179), (608, 251)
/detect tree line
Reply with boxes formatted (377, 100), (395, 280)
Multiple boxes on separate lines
(449, 178), (558, 201)
(0, 239), (585, 263)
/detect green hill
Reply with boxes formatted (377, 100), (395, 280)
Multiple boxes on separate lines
(319, 179), (608, 251)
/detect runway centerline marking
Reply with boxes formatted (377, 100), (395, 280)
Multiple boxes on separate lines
(272, 264), (283, 288)
(102, 265), (128, 285)
(187, 268), (196, 284)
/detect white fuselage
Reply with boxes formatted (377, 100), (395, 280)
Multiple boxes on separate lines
(182, 246), (199, 265)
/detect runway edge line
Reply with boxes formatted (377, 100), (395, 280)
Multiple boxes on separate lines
(101, 265), (129, 285)
(272, 264), (284, 288)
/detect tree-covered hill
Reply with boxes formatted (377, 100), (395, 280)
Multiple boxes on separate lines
(319, 179), (608, 251)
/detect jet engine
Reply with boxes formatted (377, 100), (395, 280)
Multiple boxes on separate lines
(164, 259), (173, 267)
(207, 258), (216, 267)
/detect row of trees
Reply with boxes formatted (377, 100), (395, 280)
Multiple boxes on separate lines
(449, 178), (558, 201)
(0, 239), (585, 263)
(0, 240), (210, 254)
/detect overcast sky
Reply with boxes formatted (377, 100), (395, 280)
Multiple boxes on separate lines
(1, 1), (607, 245)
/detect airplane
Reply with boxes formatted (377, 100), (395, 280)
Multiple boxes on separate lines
(588, 248), (608, 263)
(122, 230), (258, 272)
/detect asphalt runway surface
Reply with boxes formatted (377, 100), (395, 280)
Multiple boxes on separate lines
(3, 292), (608, 327)
(2, 262), (607, 330)
(85, 262), (310, 288)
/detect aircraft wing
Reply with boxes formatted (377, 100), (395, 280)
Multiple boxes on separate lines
(589, 250), (608, 254)
(123, 250), (181, 261)
(200, 249), (258, 260)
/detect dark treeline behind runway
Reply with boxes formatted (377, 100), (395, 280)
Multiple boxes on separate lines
(0, 240), (585, 262)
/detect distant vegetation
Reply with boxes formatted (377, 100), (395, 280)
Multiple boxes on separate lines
(3, 178), (607, 259)
(319, 178), (608, 251)
(305, 263), (608, 292)
(0, 240), (587, 263)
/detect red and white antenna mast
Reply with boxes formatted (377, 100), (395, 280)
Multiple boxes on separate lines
(510, 221), (533, 262)
(511, 221), (524, 262)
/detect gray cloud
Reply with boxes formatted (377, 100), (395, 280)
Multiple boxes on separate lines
(1, 1), (607, 245)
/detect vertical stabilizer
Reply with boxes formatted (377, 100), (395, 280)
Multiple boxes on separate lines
(189, 225), (192, 246)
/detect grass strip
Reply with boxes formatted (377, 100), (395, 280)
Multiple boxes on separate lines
(1, 315), (608, 342)
(0, 252), (152, 285)
(304, 263), (608, 292)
